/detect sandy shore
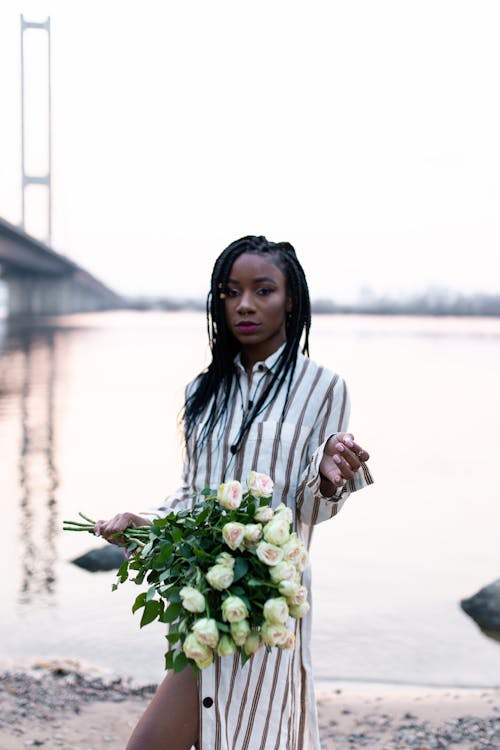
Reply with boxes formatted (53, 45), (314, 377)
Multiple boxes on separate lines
(1, 661), (499, 749)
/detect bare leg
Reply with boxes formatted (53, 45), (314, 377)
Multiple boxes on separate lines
(126, 666), (199, 750)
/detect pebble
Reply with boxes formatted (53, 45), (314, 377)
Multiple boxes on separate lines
(0, 665), (156, 731)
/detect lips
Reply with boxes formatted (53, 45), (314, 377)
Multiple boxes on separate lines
(235, 322), (261, 334)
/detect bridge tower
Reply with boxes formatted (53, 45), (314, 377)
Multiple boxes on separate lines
(20, 14), (52, 244)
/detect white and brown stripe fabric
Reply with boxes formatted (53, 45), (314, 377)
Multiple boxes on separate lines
(146, 346), (374, 750)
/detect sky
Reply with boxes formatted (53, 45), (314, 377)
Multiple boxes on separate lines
(0, 0), (499, 303)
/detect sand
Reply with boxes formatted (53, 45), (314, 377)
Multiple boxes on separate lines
(1, 663), (499, 749)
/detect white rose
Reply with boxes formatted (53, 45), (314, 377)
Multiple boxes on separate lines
(195, 653), (214, 669)
(230, 619), (251, 646)
(243, 523), (262, 549)
(261, 622), (289, 647)
(217, 634), (237, 657)
(247, 471), (274, 498)
(269, 561), (298, 583)
(295, 547), (309, 572)
(255, 541), (284, 567)
(289, 601), (310, 619)
(278, 629), (296, 650)
(254, 505), (274, 523)
(289, 585), (308, 607)
(263, 597), (289, 625)
(179, 586), (206, 613)
(217, 480), (243, 510)
(263, 518), (290, 547)
(221, 595), (249, 623)
(281, 534), (302, 565)
(206, 564), (234, 591)
(216, 552), (235, 568)
(274, 503), (294, 524)
(222, 522), (245, 551)
(192, 618), (220, 649)
(244, 632), (263, 656)
(278, 579), (300, 599)
(182, 633), (212, 663)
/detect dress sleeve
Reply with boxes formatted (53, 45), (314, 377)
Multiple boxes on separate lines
(295, 375), (374, 526)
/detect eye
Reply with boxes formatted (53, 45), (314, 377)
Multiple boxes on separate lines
(226, 288), (239, 298)
(257, 287), (274, 296)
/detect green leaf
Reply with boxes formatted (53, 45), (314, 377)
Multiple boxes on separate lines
(140, 600), (161, 627)
(166, 588), (181, 603)
(164, 650), (175, 671)
(160, 602), (182, 623)
(154, 543), (174, 566)
(146, 586), (157, 601)
(111, 583), (118, 592)
(132, 592), (147, 613)
(141, 540), (155, 557)
(173, 650), (189, 673)
(216, 622), (230, 633)
(232, 557), (249, 583)
(240, 650), (251, 666)
(117, 560), (129, 583)
(195, 505), (210, 524)
(171, 527), (183, 543)
(166, 631), (181, 644)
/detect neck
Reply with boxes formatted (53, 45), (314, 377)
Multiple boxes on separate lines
(240, 338), (286, 374)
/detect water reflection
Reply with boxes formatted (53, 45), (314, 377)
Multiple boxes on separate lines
(1, 324), (59, 605)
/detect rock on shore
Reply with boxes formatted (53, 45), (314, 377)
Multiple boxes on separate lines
(461, 578), (500, 641)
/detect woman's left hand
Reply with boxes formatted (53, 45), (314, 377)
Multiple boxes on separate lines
(319, 432), (370, 491)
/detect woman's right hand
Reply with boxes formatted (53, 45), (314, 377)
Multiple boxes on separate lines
(94, 512), (151, 546)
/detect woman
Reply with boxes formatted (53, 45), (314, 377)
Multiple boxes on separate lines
(95, 235), (373, 750)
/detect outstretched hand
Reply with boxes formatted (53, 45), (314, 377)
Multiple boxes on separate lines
(94, 512), (151, 546)
(319, 432), (370, 494)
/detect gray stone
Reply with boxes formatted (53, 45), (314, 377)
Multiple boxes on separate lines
(461, 578), (500, 634)
(71, 545), (126, 572)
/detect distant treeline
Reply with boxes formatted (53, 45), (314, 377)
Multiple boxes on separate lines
(126, 291), (500, 317)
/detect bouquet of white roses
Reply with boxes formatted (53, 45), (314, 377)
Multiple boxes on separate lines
(63, 472), (310, 673)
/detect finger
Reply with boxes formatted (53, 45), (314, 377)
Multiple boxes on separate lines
(321, 465), (347, 488)
(341, 436), (369, 462)
(334, 443), (361, 473)
(332, 453), (355, 480)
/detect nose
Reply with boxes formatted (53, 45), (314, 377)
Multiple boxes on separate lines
(236, 290), (256, 315)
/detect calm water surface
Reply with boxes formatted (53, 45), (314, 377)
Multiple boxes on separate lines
(1, 311), (499, 687)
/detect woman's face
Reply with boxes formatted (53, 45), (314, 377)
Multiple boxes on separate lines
(224, 252), (291, 365)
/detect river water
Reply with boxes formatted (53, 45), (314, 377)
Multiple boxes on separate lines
(1, 311), (499, 687)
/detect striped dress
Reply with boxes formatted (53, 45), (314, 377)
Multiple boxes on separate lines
(147, 345), (373, 750)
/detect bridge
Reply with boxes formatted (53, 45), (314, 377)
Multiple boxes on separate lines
(0, 216), (125, 317)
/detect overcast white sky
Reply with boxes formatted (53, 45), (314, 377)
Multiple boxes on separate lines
(1, 0), (499, 302)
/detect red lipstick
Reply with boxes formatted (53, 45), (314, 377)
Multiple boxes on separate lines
(236, 322), (260, 334)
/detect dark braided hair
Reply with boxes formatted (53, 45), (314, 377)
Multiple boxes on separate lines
(184, 235), (311, 450)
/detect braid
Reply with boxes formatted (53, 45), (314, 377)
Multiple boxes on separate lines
(184, 236), (312, 449)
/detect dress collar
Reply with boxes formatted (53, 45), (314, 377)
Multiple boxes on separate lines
(233, 342), (287, 375)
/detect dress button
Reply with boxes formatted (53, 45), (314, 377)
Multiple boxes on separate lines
(248, 400), (253, 408)
(203, 697), (213, 708)
(230, 445), (238, 455)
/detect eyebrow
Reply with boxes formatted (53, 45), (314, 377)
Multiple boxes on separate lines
(227, 276), (278, 284)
